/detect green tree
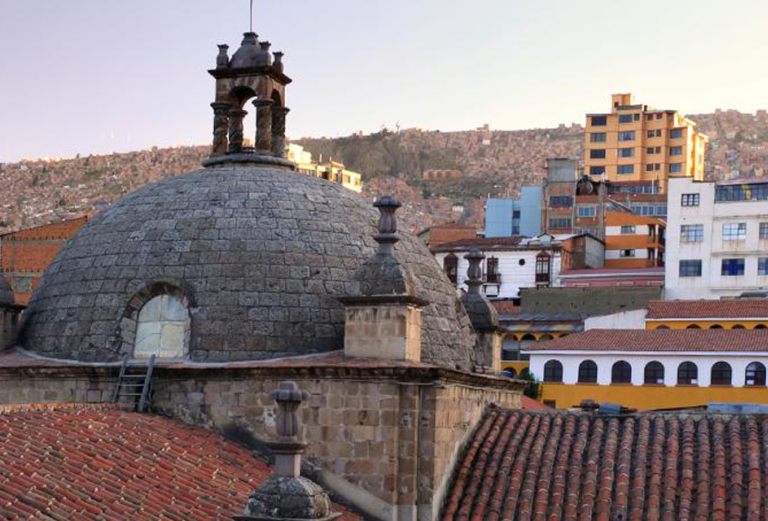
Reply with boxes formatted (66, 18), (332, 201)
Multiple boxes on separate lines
(517, 368), (542, 400)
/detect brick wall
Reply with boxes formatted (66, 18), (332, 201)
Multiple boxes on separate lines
(0, 216), (87, 305)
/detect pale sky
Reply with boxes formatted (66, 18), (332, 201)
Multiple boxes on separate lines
(1, 0), (767, 162)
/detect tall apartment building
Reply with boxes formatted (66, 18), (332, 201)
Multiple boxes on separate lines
(584, 93), (708, 193)
(666, 177), (768, 299)
(485, 186), (543, 238)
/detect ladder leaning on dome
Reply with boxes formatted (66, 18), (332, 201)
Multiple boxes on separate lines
(112, 355), (156, 413)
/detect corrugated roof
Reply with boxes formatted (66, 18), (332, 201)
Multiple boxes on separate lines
(442, 407), (768, 521)
(527, 329), (768, 352)
(0, 404), (359, 521)
(647, 299), (768, 319)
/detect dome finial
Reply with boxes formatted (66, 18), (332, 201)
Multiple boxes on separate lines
(373, 195), (402, 256)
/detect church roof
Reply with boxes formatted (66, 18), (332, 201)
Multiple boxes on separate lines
(443, 407), (768, 521)
(0, 404), (359, 521)
(20, 164), (475, 368)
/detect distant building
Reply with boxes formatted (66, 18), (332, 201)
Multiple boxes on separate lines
(666, 176), (768, 299)
(584, 93), (708, 193)
(484, 186), (543, 238)
(603, 211), (665, 268)
(422, 169), (463, 180)
(417, 222), (478, 248)
(559, 266), (665, 288)
(286, 144), (362, 192)
(0, 216), (88, 305)
(542, 158), (578, 235)
(431, 233), (604, 299)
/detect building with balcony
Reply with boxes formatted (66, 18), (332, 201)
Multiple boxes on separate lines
(484, 186), (543, 238)
(527, 329), (768, 409)
(603, 211), (665, 268)
(431, 233), (603, 299)
(666, 176), (768, 299)
(584, 93), (708, 193)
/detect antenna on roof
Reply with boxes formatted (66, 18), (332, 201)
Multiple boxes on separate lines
(249, 0), (254, 32)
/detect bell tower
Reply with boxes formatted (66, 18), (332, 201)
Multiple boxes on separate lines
(204, 31), (292, 166)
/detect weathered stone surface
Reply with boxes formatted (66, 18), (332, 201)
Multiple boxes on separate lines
(242, 475), (334, 519)
(20, 164), (476, 368)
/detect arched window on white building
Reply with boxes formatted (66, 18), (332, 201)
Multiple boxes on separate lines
(134, 295), (190, 359)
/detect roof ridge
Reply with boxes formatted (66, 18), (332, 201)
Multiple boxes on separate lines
(0, 402), (132, 416)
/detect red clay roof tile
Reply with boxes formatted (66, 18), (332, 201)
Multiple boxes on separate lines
(442, 408), (768, 521)
(647, 299), (768, 319)
(0, 404), (359, 521)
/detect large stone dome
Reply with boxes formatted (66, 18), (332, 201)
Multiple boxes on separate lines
(20, 163), (476, 368)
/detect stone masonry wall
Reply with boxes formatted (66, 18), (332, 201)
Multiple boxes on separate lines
(0, 365), (522, 521)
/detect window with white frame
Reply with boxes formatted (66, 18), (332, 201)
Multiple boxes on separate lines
(759, 258), (768, 276)
(577, 205), (596, 218)
(722, 222), (747, 241)
(681, 193), (700, 207)
(681, 224), (704, 243)
(620, 225), (636, 234)
(760, 222), (768, 240)
(679, 259), (702, 277)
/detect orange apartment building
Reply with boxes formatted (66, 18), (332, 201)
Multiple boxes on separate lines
(584, 93), (707, 193)
(0, 217), (88, 305)
(603, 211), (664, 268)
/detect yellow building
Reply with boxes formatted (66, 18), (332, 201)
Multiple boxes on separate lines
(286, 144), (362, 193)
(645, 299), (768, 330)
(584, 93), (708, 193)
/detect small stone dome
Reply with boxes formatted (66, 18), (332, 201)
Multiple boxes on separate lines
(0, 275), (14, 307)
(20, 163), (476, 368)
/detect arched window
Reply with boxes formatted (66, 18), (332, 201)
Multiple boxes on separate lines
(746, 362), (767, 386)
(519, 334), (536, 361)
(655, 325), (670, 330)
(486, 257), (500, 283)
(755, 324), (767, 330)
(612, 361), (632, 384)
(134, 294), (190, 359)
(543, 360), (563, 383)
(443, 254), (458, 284)
(578, 360), (598, 383)
(678, 362), (698, 385)
(731, 325), (745, 329)
(538, 334), (554, 341)
(686, 324), (701, 329)
(644, 361), (665, 384)
(709, 324), (723, 330)
(502, 368), (517, 379)
(711, 362), (732, 385)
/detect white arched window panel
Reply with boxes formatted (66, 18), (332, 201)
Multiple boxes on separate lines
(134, 295), (190, 359)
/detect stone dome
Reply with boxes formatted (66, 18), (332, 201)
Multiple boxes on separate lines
(0, 274), (13, 306)
(20, 163), (476, 368)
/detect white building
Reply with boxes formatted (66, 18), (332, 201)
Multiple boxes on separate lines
(665, 177), (768, 299)
(430, 233), (603, 300)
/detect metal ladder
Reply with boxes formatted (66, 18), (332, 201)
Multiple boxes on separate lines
(112, 355), (156, 412)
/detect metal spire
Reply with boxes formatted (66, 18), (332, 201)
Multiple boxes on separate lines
(249, 0), (254, 32)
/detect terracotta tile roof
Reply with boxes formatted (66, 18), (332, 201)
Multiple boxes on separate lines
(0, 404), (359, 521)
(430, 236), (527, 252)
(521, 396), (550, 410)
(647, 299), (768, 319)
(560, 267), (665, 276)
(528, 329), (768, 352)
(491, 300), (520, 315)
(443, 407), (768, 521)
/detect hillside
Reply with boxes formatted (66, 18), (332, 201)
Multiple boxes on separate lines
(1, 109), (767, 235)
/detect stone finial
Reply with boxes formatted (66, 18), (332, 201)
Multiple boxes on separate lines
(373, 196), (402, 256)
(257, 41), (273, 66)
(269, 381), (309, 441)
(235, 381), (340, 521)
(464, 248), (484, 295)
(273, 51), (284, 73)
(216, 44), (230, 68)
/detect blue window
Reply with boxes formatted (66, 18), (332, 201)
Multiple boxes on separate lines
(619, 148), (634, 158)
(590, 133), (606, 143)
(671, 129), (684, 138)
(722, 258), (745, 276)
(679, 260), (702, 277)
(578, 206), (596, 217)
(619, 114), (633, 124)
(590, 149), (606, 159)
(723, 223), (747, 241)
(591, 116), (607, 126)
(669, 163), (682, 173)
(512, 210), (521, 219)
(670, 146), (683, 156)
(759, 258), (768, 276)
(618, 165), (634, 174)
(590, 166), (605, 176)
(618, 131), (635, 141)
(681, 224), (703, 243)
